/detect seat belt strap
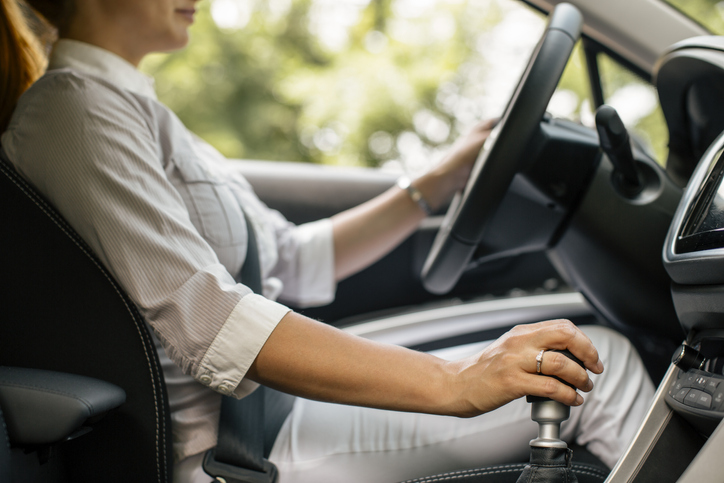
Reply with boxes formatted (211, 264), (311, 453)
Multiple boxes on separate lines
(204, 211), (289, 483)
(215, 211), (265, 469)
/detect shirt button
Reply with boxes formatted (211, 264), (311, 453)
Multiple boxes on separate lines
(199, 375), (212, 385)
(218, 383), (232, 395)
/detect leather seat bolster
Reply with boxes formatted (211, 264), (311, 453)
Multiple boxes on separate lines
(0, 366), (126, 446)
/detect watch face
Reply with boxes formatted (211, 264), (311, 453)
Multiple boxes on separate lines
(396, 176), (411, 190)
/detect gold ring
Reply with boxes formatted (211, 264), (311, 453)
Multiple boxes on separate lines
(536, 349), (546, 374)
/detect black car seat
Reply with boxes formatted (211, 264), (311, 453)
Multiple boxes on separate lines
(0, 147), (173, 482)
(1, 404), (11, 482)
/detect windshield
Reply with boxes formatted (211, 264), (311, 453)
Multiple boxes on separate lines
(662, 0), (724, 34)
(141, 0), (670, 171)
(141, 0), (548, 173)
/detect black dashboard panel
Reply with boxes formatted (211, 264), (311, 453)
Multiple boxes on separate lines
(667, 367), (724, 435)
(655, 37), (724, 187)
(665, 130), (724, 286)
(675, 147), (724, 254)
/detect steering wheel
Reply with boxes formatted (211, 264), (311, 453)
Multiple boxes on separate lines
(421, 3), (583, 294)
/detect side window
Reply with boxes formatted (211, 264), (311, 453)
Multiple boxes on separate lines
(660, 0), (724, 35)
(546, 42), (594, 126)
(549, 44), (668, 166)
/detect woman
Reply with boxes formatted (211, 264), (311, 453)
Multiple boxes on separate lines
(0, 0), (654, 482)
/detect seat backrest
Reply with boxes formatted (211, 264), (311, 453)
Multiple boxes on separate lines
(0, 150), (172, 482)
(0, 406), (10, 482)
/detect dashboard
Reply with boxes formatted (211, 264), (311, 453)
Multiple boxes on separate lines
(662, 116), (724, 438)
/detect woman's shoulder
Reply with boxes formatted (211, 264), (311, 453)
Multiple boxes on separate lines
(21, 68), (143, 114)
(7, 67), (160, 146)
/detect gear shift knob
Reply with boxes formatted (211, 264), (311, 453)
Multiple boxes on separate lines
(529, 400), (570, 449)
(526, 350), (584, 449)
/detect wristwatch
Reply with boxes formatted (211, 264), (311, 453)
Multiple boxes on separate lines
(397, 176), (433, 215)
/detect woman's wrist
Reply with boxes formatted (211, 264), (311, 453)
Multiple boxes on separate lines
(435, 358), (479, 418)
(397, 176), (434, 215)
(413, 169), (458, 213)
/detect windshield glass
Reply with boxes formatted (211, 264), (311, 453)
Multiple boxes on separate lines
(141, 0), (549, 173)
(662, 0), (724, 34)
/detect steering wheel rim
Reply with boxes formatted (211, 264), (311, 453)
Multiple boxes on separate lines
(421, 3), (583, 295)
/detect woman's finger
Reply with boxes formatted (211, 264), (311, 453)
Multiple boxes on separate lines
(456, 319), (603, 415)
(534, 349), (594, 393)
(524, 320), (604, 374)
(518, 371), (584, 406)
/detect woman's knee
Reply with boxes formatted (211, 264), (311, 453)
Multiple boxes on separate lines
(579, 325), (651, 389)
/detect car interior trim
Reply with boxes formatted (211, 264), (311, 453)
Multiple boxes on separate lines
(343, 292), (590, 347)
(605, 365), (678, 482)
(526, 0), (706, 72)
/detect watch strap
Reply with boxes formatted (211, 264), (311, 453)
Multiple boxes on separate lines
(397, 176), (433, 215)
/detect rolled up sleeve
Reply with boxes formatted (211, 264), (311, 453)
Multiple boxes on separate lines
(197, 294), (290, 398)
(271, 218), (336, 308)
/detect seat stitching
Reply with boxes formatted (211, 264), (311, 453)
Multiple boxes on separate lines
(576, 470), (608, 477)
(398, 464), (527, 482)
(397, 462), (608, 483)
(573, 469), (607, 478)
(0, 160), (167, 482)
(570, 463), (608, 477)
(399, 467), (525, 482)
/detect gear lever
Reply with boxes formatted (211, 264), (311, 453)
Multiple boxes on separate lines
(528, 396), (570, 449)
(516, 350), (584, 483)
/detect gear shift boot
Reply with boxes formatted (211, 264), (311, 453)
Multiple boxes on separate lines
(516, 446), (578, 483)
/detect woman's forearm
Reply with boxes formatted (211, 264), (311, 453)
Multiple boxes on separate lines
(331, 176), (431, 281)
(331, 120), (496, 281)
(246, 312), (603, 418)
(246, 310), (461, 415)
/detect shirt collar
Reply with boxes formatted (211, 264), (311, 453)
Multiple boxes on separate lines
(48, 39), (158, 100)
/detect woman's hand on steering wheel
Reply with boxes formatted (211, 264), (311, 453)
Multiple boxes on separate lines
(414, 119), (498, 212)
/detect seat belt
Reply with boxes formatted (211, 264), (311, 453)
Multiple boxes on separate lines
(203, 212), (294, 483)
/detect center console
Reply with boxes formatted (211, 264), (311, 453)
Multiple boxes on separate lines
(606, 118), (724, 481)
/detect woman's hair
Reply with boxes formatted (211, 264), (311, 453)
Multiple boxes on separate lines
(0, 0), (61, 132)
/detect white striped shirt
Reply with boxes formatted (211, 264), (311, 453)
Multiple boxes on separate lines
(2, 39), (336, 461)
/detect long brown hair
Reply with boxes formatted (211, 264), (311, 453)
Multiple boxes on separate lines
(0, 0), (59, 132)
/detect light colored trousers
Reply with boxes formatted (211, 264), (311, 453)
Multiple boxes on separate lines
(175, 325), (654, 483)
